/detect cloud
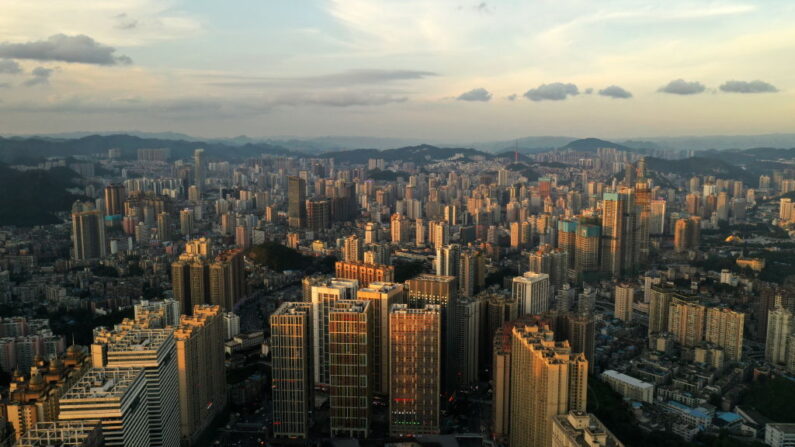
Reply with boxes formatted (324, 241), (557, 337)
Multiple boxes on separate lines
(114, 13), (139, 30)
(24, 67), (53, 87)
(584, 88), (593, 94)
(457, 87), (492, 102)
(506, 93), (518, 101)
(0, 59), (22, 74)
(719, 80), (778, 94)
(0, 34), (132, 65)
(658, 79), (706, 95)
(208, 69), (437, 88)
(270, 91), (407, 107)
(524, 82), (579, 101)
(598, 85), (633, 99)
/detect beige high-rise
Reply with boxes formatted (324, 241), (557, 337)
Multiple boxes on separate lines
(705, 307), (745, 362)
(270, 302), (312, 439)
(356, 282), (403, 396)
(509, 324), (588, 447)
(614, 284), (634, 323)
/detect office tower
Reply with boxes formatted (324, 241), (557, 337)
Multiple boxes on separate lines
(766, 307), (793, 366)
(551, 411), (624, 447)
(16, 421), (104, 447)
(329, 300), (372, 438)
(459, 249), (485, 297)
(104, 183), (126, 217)
(356, 282), (403, 396)
(566, 313), (596, 373)
(174, 305), (226, 445)
(668, 298), (707, 347)
(706, 307), (745, 362)
(650, 199), (666, 235)
(288, 176), (307, 228)
(71, 202), (107, 260)
(389, 304), (441, 437)
(311, 278), (358, 386)
(156, 212), (172, 241)
(601, 189), (637, 277)
(512, 272), (550, 316)
(390, 213), (411, 244)
(614, 284), (634, 322)
(209, 248), (246, 311)
(648, 285), (674, 336)
(59, 368), (150, 447)
(574, 221), (600, 279)
(509, 323), (588, 447)
(435, 244), (460, 277)
(334, 261), (395, 288)
(179, 208), (194, 236)
(405, 274), (457, 309)
(492, 324), (512, 442)
(193, 149), (205, 193)
(270, 302), (313, 439)
(449, 296), (482, 388)
(306, 199), (331, 231)
(91, 327), (180, 447)
(343, 235), (364, 262)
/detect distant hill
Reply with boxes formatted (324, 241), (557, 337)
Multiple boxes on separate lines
(320, 144), (492, 165)
(0, 134), (297, 164)
(560, 138), (640, 153)
(645, 156), (755, 183)
(0, 164), (84, 226)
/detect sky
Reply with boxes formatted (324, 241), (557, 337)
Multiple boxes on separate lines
(0, 0), (793, 141)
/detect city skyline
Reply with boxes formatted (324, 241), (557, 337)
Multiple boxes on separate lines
(0, 1), (793, 139)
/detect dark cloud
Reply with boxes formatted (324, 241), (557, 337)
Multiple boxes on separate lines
(719, 80), (778, 94)
(506, 93), (518, 101)
(456, 87), (492, 102)
(524, 82), (579, 101)
(0, 59), (22, 74)
(598, 85), (633, 99)
(0, 34), (132, 65)
(114, 13), (139, 30)
(271, 91), (407, 107)
(658, 79), (705, 95)
(474, 2), (492, 13)
(208, 69), (437, 88)
(24, 67), (53, 87)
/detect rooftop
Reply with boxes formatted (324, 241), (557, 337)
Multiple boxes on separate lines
(61, 368), (144, 400)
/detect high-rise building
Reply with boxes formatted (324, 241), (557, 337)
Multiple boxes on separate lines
(91, 327), (179, 447)
(459, 249), (485, 297)
(306, 199), (331, 231)
(71, 202), (107, 261)
(512, 272), (550, 316)
(58, 368), (150, 447)
(435, 244), (460, 278)
(509, 323), (588, 447)
(766, 306), (793, 366)
(705, 307), (745, 362)
(674, 217), (701, 252)
(311, 278), (358, 386)
(343, 235), (364, 262)
(390, 213), (411, 244)
(174, 305), (226, 445)
(329, 300), (372, 438)
(193, 149), (205, 194)
(288, 176), (307, 228)
(529, 246), (569, 289)
(104, 183), (126, 217)
(648, 285), (674, 337)
(574, 221), (600, 279)
(209, 248), (246, 311)
(156, 212), (172, 241)
(179, 208), (194, 236)
(334, 261), (395, 288)
(601, 189), (638, 277)
(389, 304), (441, 437)
(566, 313), (596, 373)
(356, 282), (403, 396)
(270, 302), (313, 439)
(449, 296), (483, 388)
(557, 220), (577, 270)
(614, 284), (634, 323)
(551, 411), (625, 447)
(668, 298), (707, 348)
(649, 199), (667, 235)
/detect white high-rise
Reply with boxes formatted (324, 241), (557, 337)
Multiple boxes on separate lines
(512, 272), (550, 316)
